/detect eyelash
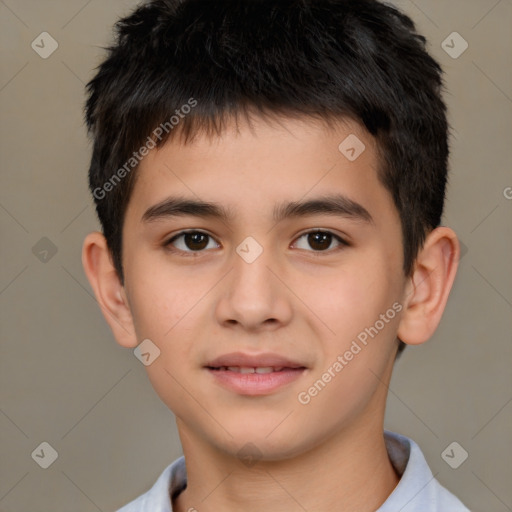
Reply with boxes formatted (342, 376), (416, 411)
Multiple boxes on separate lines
(163, 229), (349, 256)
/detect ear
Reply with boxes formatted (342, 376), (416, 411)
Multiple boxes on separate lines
(82, 232), (138, 348)
(397, 227), (460, 346)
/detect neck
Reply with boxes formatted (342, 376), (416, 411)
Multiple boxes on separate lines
(173, 417), (399, 512)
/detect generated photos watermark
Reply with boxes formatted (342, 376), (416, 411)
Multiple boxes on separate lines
(298, 301), (403, 405)
(93, 97), (198, 200)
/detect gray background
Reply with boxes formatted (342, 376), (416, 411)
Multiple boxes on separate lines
(1, 0), (511, 511)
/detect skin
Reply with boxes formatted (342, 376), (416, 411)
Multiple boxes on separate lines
(83, 114), (459, 512)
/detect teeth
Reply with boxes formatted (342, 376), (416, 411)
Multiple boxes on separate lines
(255, 367), (274, 374)
(223, 366), (286, 373)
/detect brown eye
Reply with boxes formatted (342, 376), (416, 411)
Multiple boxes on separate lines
(293, 230), (347, 252)
(166, 231), (219, 252)
(184, 233), (209, 250)
(308, 232), (333, 251)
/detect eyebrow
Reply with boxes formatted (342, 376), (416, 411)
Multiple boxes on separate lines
(141, 194), (373, 225)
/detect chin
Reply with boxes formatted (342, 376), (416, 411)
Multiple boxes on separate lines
(210, 421), (314, 462)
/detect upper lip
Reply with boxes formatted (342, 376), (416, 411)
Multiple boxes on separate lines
(205, 352), (306, 369)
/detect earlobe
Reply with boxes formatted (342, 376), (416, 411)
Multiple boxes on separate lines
(397, 227), (460, 346)
(82, 232), (138, 348)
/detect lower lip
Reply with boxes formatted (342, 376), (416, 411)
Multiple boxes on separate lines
(206, 368), (306, 395)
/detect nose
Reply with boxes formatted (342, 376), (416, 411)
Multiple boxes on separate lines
(215, 244), (293, 332)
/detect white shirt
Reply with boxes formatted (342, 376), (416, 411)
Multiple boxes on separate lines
(117, 431), (470, 511)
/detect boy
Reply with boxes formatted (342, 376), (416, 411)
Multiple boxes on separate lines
(82, 0), (470, 510)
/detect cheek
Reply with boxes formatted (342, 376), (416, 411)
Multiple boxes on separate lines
(127, 258), (205, 339)
(129, 280), (203, 418)
(309, 266), (389, 338)
(126, 262), (213, 378)
(304, 265), (402, 391)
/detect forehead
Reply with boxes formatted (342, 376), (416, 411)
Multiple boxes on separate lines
(124, 114), (394, 226)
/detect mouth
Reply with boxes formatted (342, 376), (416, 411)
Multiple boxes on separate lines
(207, 366), (300, 374)
(204, 353), (307, 395)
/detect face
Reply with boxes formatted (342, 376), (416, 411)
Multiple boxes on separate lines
(120, 115), (408, 460)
